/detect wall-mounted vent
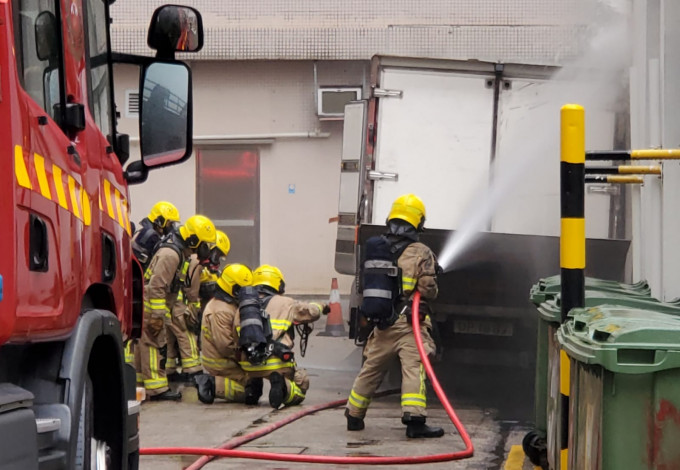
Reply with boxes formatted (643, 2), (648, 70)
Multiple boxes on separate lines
(317, 87), (361, 119)
(126, 90), (139, 118)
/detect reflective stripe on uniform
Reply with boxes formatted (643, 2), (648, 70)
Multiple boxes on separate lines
(348, 389), (371, 409)
(363, 288), (392, 299)
(144, 378), (168, 390)
(124, 342), (134, 364)
(401, 392), (427, 408)
(181, 357), (201, 369)
(238, 357), (295, 372)
(224, 378), (245, 400)
(201, 355), (237, 369)
(270, 319), (292, 331)
(188, 334), (199, 362)
(402, 276), (416, 291)
(310, 302), (324, 313)
(145, 298), (167, 311)
(284, 380), (305, 405)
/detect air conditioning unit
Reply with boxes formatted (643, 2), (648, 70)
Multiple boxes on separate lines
(317, 87), (362, 119)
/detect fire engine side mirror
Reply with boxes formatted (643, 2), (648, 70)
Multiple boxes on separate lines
(147, 5), (203, 59)
(35, 11), (59, 63)
(139, 61), (192, 168)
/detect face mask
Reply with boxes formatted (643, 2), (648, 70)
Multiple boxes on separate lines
(201, 248), (226, 273)
(164, 220), (178, 235)
(196, 242), (211, 261)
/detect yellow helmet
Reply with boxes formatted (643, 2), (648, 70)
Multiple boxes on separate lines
(252, 264), (285, 294)
(148, 201), (180, 228)
(214, 230), (231, 258)
(217, 263), (253, 297)
(387, 193), (426, 230)
(179, 214), (217, 248)
(204, 230), (231, 272)
(200, 270), (218, 284)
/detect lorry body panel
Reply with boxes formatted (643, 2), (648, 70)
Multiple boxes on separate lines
(371, 66), (496, 229)
(336, 56), (630, 420)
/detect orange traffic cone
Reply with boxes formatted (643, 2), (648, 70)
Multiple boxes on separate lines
(319, 278), (347, 337)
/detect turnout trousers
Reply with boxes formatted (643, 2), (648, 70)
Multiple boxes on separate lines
(166, 315), (202, 375)
(346, 315), (435, 419)
(202, 356), (248, 403)
(137, 311), (169, 397)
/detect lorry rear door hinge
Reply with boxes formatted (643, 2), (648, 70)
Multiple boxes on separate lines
(373, 88), (403, 98)
(368, 170), (398, 181)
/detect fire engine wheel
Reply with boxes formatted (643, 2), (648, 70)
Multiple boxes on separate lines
(75, 376), (111, 470)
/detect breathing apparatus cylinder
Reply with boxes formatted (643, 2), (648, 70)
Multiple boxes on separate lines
(237, 286), (272, 364)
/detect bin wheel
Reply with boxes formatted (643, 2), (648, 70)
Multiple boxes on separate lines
(522, 430), (548, 470)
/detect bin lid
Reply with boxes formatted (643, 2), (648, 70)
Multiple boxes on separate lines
(535, 290), (676, 323)
(531, 277), (651, 305)
(557, 306), (680, 373)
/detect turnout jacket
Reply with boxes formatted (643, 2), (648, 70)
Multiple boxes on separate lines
(143, 246), (185, 329)
(172, 254), (204, 329)
(398, 242), (438, 302)
(200, 297), (240, 372)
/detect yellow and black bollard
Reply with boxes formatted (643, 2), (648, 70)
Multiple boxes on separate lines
(559, 104), (586, 470)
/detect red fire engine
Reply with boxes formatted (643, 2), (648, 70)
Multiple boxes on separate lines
(0, 1), (203, 468)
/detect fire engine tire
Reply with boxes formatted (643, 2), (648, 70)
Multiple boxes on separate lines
(75, 376), (93, 470)
(521, 430), (548, 470)
(128, 450), (140, 470)
(75, 375), (111, 470)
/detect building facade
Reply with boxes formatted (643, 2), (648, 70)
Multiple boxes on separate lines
(111, 0), (606, 293)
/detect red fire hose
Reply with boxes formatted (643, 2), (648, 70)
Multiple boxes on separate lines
(141, 292), (474, 465)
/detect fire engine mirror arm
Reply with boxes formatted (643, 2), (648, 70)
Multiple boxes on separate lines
(124, 161), (149, 185)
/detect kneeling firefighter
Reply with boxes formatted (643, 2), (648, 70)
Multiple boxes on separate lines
(138, 214), (217, 401)
(195, 263), (253, 404)
(345, 194), (444, 438)
(166, 230), (231, 383)
(236, 265), (328, 408)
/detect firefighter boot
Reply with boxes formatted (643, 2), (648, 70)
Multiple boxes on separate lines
(149, 389), (182, 402)
(345, 409), (365, 431)
(402, 413), (444, 438)
(185, 371), (202, 386)
(167, 372), (188, 383)
(268, 372), (287, 409)
(195, 374), (216, 404)
(245, 378), (264, 405)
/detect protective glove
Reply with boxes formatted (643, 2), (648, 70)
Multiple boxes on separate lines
(322, 303), (331, 315)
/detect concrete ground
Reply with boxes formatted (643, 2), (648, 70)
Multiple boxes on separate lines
(139, 299), (539, 470)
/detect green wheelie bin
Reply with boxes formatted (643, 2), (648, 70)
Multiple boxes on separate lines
(525, 288), (680, 469)
(556, 306), (680, 469)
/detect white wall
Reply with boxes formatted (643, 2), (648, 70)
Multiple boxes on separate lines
(630, 0), (680, 300)
(115, 61), (364, 294)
